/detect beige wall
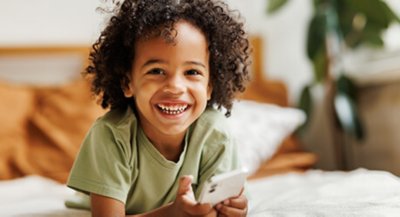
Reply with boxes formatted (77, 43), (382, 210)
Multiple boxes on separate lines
(348, 80), (400, 175)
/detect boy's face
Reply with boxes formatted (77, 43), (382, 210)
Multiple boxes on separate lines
(124, 20), (211, 145)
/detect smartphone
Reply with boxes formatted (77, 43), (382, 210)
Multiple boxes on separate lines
(197, 168), (248, 206)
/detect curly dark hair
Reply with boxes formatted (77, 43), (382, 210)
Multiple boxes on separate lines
(86, 0), (251, 116)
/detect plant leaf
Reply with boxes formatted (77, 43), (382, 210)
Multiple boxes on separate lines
(338, 0), (397, 48)
(346, 0), (392, 28)
(267, 0), (289, 14)
(297, 84), (313, 133)
(306, 12), (327, 60)
(312, 48), (326, 83)
(336, 74), (357, 99)
(379, 0), (400, 23)
(334, 75), (365, 140)
(334, 92), (364, 140)
(360, 30), (385, 47)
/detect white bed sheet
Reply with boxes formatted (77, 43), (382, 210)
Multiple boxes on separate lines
(248, 168), (400, 217)
(1, 169), (400, 217)
(0, 176), (90, 217)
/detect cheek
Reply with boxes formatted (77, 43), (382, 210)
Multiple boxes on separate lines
(193, 82), (211, 102)
(134, 92), (152, 117)
(134, 83), (157, 104)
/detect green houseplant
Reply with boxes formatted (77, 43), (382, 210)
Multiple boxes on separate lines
(267, 0), (400, 168)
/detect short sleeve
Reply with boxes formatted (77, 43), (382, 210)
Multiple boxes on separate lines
(67, 122), (133, 203)
(194, 131), (241, 199)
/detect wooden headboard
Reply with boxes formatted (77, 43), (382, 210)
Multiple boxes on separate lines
(0, 46), (91, 86)
(239, 36), (289, 107)
(0, 46), (90, 55)
(0, 46), (90, 64)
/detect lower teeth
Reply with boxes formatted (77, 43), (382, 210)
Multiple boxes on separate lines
(163, 110), (181, 115)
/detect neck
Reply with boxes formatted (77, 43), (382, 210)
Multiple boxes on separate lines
(143, 128), (187, 162)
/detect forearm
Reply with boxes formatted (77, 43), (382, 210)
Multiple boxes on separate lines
(91, 193), (216, 217)
(127, 202), (175, 217)
(128, 202), (217, 217)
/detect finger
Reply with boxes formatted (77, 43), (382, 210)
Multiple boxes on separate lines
(227, 194), (248, 209)
(238, 187), (244, 196)
(183, 202), (213, 216)
(181, 193), (197, 206)
(215, 204), (224, 216)
(177, 175), (193, 195)
(217, 205), (247, 217)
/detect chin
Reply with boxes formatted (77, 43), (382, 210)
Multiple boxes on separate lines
(160, 127), (188, 136)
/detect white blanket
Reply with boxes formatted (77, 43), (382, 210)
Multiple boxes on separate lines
(1, 169), (400, 217)
(248, 169), (400, 217)
(0, 176), (90, 217)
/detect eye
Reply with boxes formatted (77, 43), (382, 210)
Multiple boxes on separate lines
(147, 68), (165, 75)
(185, 69), (201, 76)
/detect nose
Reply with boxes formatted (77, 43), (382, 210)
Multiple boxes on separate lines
(163, 74), (185, 95)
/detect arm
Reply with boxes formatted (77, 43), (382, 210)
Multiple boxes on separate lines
(90, 176), (217, 217)
(90, 194), (176, 217)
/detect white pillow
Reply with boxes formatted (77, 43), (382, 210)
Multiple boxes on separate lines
(226, 100), (306, 175)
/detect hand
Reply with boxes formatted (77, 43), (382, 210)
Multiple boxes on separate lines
(173, 175), (216, 217)
(215, 189), (248, 217)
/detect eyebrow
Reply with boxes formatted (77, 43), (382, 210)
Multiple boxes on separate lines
(141, 59), (167, 69)
(184, 61), (207, 69)
(141, 59), (206, 69)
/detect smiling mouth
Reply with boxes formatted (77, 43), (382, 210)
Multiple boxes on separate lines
(156, 104), (190, 115)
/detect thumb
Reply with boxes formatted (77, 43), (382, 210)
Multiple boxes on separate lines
(177, 175), (193, 196)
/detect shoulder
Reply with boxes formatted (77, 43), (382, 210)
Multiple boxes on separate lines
(192, 108), (232, 152)
(195, 107), (229, 134)
(87, 106), (138, 153)
(68, 107), (137, 203)
(93, 106), (137, 134)
(97, 106), (137, 127)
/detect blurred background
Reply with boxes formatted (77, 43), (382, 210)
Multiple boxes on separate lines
(1, 0), (400, 175)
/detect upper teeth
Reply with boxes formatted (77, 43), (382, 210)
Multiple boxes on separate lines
(158, 104), (188, 112)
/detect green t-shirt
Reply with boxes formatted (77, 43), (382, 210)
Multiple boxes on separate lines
(67, 106), (240, 214)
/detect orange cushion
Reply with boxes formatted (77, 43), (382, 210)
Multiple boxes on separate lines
(0, 79), (106, 183)
(0, 81), (34, 179)
(26, 79), (105, 182)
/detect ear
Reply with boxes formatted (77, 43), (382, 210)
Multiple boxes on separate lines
(207, 83), (213, 100)
(123, 84), (134, 97)
(122, 77), (135, 98)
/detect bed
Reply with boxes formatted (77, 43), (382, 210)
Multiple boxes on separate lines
(1, 37), (400, 216)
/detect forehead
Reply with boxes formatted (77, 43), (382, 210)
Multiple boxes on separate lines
(133, 21), (209, 64)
